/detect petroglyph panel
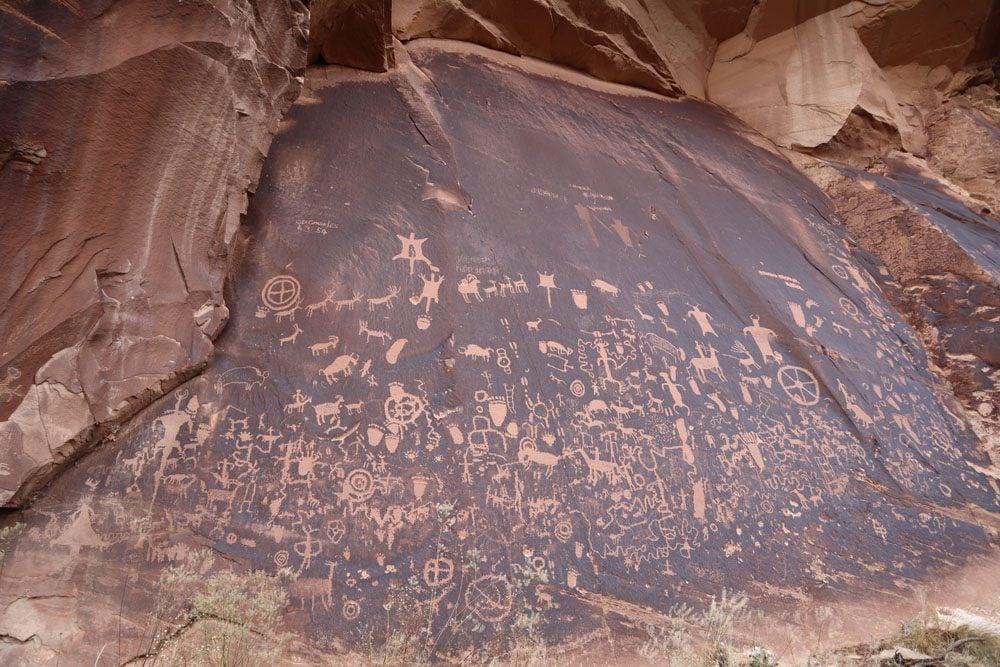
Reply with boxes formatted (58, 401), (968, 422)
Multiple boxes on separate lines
(3, 44), (997, 657)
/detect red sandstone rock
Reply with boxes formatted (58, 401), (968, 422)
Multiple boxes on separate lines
(0, 0), (308, 506)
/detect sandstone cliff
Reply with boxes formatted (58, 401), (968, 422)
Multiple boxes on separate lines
(0, 1), (998, 665)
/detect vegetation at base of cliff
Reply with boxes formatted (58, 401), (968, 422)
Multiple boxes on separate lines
(819, 606), (1000, 667)
(124, 550), (999, 667)
(134, 549), (291, 667)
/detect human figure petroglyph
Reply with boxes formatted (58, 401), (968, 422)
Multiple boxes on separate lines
(685, 304), (717, 337)
(367, 286), (400, 311)
(148, 390), (198, 507)
(688, 343), (725, 384)
(309, 336), (340, 356)
(658, 366), (688, 413)
(743, 315), (781, 363)
(285, 389), (313, 414)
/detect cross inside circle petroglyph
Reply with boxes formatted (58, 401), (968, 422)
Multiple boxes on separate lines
(423, 557), (455, 587)
(261, 275), (301, 311)
(466, 575), (513, 623)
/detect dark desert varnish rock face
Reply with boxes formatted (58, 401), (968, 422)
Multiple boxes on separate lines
(2, 43), (997, 661)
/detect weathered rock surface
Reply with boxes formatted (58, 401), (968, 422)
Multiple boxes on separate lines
(392, 0), (718, 97)
(707, 1), (998, 156)
(0, 0), (308, 506)
(310, 0), (395, 71)
(825, 154), (1000, 461)
(2, 42), (997, 664)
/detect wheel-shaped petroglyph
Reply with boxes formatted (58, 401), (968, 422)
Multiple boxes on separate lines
(261, 275), (301, 311)
(466, 575), (513, 623)
(777, 365), (820, 406)
(423, 557), (455, 587)
(384, 383), (426, 426)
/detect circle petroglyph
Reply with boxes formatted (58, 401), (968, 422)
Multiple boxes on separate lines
(342, 600), (361, 620)
(384, 385), (425, 426)
(777, 365), (820, 406)
(423, 557), (455, 587)
(466, 575), (513, 623)
(261, 275), (301, 311)
(344, 469), (375, 503)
